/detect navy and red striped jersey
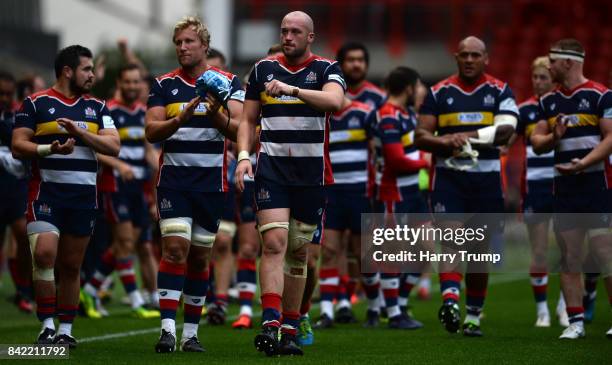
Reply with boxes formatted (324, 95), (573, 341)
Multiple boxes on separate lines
(328, 100), (374, 193)
(517, 95), (554, 195)
(15, 88), (116, 208)
(538, 80), (612, 193)
(245, 53), (346, 186)
(99, 99), (148, 192)
(148, 67), (244, 193)
(420, 74), (519, 195)
(347, 80), (386, 110)
(374, 102), (421, 202)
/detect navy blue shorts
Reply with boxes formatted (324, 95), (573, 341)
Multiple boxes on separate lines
(324, 186), (370, 233)
(221, 185), (237, 222)
(0, 180), (27, 224)
(102, 181), (149, 228)
(254, 177), (325, 225)
(238, 181), (256, 223)
(157, 187), (224, 234)
(554, 191), (611, 232)
(373, 187), (431, 226)
(523, 190), (553, 225)
(26, 200), (97, 236)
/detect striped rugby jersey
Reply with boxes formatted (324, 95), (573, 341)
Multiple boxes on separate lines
(245, 54), (346, 186)
(518, 96), (553, 194)
(419, 74), (519, 195)
(374, 102), (420, 202)
(328, 100), (374, 192)
(538, 80), (612, 193)
(99, 99), (148, 192)
(347, 80), (386, 109)
(15, 88), (116, 208)
(148, 67), (244, 192)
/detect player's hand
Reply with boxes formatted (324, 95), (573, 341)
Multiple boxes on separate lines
(555, 158), (585, 175)
(553, 114), (568, 142)
(57, 118), (85, 137)
(441, 133), (469, 149)
(264, 80), (292, 97)
(235, 159), (253, 193)
(50, 138), (75, 155)
(117, 161), (135, 181)
(204, 93), (222, 116)
(176, 96), (201, 124)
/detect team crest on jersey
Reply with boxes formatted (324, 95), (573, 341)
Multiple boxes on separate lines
(348, 117), (361, 128)
(84, 107), (97, 118)
(305, 71), (317, 83)
(257, 188), (271, 202)
(578, 98), (590, 110)
(550, 103), (556, 111)
(433, 202), (446, 213)
(483, 94), (495, 106)
(171, 88), (179, 95)
(38, 204), (51, 215)
(48, 108), (55, 115)
(447, 97), (454, 105)
(267, 74), (274, 81)
(159, 198), (172, 210)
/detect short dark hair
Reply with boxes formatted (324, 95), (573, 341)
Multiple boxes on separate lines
(0, 71), (15, 84)
(117, 63), (141, 80)
(385, 66), (420, 96)
(207, 48), (226, 64)
(551, 38), (585, 55)
(267, 44), (282, 56)
(336, 42), (370, 66)
(54, 45), (93, 79)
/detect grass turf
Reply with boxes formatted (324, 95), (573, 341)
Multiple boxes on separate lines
(0, 274), (610, 364)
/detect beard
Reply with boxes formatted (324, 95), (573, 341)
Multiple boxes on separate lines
(69, 77), (91, 96)
(283, 44), (307, 60)
(344, 70), (366, 87)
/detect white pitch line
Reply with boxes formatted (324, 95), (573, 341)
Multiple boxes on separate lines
(79, 274), (526, 344)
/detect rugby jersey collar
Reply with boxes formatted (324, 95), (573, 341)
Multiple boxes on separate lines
(277, 53), (317, 73)
(347, 80), (373, 96)
(176, 67), (210, 86)
(558, 79), (591, 97)
(452, 73), (488, 93)
(110, 97), (142, 112)
(49, 87), (81, 104)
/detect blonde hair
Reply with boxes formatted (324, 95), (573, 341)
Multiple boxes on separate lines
(532, 56), (550, 70)
(173, 16), (210, 46)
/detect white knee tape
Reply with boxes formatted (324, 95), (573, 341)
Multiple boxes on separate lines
(257, 221), (289, 234)
(191, 223), (216, 248)
(27, 229), (59, 282)
(288, 218), (318, 251)
(159, 217), (192, 240)
(588, 227), (612, 239)
(218, 220), (237, 238)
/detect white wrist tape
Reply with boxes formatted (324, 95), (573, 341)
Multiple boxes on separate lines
(468, 114), (517, 146)
(237, 150), (250, 163)
(36, 144), (53, 157)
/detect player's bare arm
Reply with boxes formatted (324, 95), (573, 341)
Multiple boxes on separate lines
(234, 99), (259, 192)
(204, 94), (242, 141)
(556, 118), (612, 174)
(11, 127), (75, 159)
(414, 114), (469, 156)
(97, 153), (134, 181)
(145, 96), (201, 143)
(264, 79), (344, 112)
(57, 117), (119, 156)
(530, 115), (567, 155)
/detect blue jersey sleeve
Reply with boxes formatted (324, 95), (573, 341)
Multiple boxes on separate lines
(419, 89), (438, 116)
(323, 62), (346, 90)
(377, 117), (402, 145)
(495, 85), (519, 118)
(14, 98), (37, 131)
(597, 90), (612, 119)
(245, 65), (263, 101)
(147, 79), (166, 108)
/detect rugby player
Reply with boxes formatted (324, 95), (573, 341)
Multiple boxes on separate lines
(235, 11), (345, 356)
